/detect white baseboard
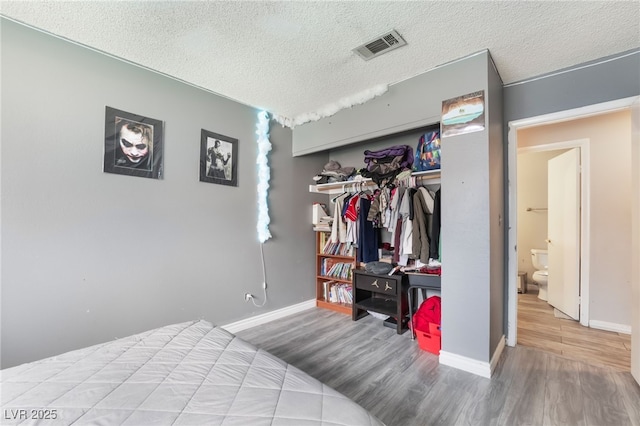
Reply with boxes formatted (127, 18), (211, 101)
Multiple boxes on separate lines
(490, 335), (506, 375)
(439, 335), (505, 379)
(439, 351), (492, 379)
(589, 320), (631, 335)
(221, 299), (316, 334)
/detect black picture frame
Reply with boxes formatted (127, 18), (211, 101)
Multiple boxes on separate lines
(103, 106), (164, 179)
(200, 129), (238, 187)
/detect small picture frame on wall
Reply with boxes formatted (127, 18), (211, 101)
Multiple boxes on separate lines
(103, 106), (164, 179)
(200, 129), (238, 187)
(440, 90), (485, 138)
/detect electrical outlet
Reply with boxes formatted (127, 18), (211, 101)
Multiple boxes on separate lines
(244, 293), (253, 302)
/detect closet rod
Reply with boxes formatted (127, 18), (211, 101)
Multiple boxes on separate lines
(414, 172), (440, 180)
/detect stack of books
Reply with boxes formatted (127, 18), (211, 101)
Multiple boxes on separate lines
(313, 216), (333, 232)
(322, 239), (354, 256)
(312, 203), (329, 229)
(323, 281), (353, 304)
(321, 259), (353, 280)
(317, 232), (354, 257)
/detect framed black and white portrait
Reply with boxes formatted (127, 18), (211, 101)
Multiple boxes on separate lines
(103, 106), (164, 179)
(200, 129), (238, 187)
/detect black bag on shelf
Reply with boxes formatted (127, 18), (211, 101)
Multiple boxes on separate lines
(364, 261), (393, 275)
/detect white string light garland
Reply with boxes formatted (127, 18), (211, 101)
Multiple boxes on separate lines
(273, 84), (388, 128)
(256, 84), (389, 240)
(252, 85), (387, 304)
(256, 110), (272, 243)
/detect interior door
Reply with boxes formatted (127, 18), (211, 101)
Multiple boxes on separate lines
(547, 148), (581, 319)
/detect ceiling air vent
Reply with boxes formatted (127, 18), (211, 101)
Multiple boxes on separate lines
(353, 29), (407, 61)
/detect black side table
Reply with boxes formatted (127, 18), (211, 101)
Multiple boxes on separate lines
(352, 269), (409, 334)
(406, 273), (441, 339)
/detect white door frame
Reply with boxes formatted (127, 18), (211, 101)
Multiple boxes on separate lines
(506, 96), (639, 347)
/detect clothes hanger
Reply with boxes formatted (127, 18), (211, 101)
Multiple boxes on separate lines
(331, 184), (348, 202)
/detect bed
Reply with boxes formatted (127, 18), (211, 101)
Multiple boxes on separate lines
(1, 320), (384, 425)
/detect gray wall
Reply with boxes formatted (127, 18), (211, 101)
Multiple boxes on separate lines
(504, 49), (640, 122)
(487, 58), (504, 357)
(0, 19), (327, 368)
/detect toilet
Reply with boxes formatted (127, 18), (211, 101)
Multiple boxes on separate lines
(530, 249), (549, 301)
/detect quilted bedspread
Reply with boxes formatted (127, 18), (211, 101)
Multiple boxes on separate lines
(1, 320), (384, 425)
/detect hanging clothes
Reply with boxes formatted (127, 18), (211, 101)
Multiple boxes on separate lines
(357, 196), (379, 263)
(380, 187), (391, 229)
(412, 187), (434, 264)
(344, 193), (360, 243)
(366, 190), (382, 227)
(430, 188), (441, 260)
(389, 186), (404, 242)
(397, 187), (416, 266)
(331, 193), (349, 243)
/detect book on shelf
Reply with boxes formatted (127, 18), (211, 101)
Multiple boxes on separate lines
(334, 283), (353, 304)
(341, 242), (354, 257)
(313, 210), (332, 232)
(322, 259), (353, 280)
(322, 238), (333, 254)
(320, 258), (335, 276)
(323, 280), (335, 301)
(319, 232), (327, 249)
(321, 239), (354, 257)
(324, 281), (352, 304)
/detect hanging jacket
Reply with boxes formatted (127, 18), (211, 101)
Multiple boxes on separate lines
(430, 189), (441, 260)
(398, 188), (415, 265)
(331, 193), (348, 243)
(411, 188), (434, 263)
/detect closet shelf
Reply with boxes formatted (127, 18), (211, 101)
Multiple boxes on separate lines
(309, 170), (440, 194)
(309, 178), (373, 194)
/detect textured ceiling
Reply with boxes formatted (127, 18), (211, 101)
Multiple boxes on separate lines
(1, 1), (639, 123)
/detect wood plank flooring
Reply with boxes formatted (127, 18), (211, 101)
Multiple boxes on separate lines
(517, 289), (631, 372)
(237, 308), (640, 426)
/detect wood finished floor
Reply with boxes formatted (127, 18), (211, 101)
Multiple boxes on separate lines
(237, 308), (640, 426)
(517, 288), (632, 372)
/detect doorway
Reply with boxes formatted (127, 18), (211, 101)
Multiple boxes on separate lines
(515, 142), (601, 364)
(516, 143), (586, 323)
(506, 97), (637, 372)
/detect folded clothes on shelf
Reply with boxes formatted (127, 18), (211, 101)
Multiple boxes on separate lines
(313, 160), (356, 184)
